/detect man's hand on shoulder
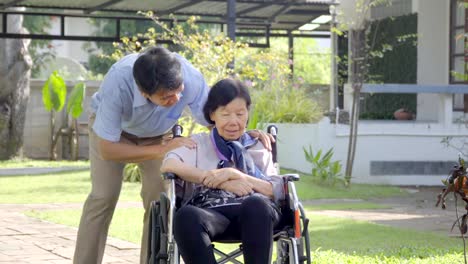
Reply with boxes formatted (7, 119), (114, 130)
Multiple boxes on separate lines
(246, 129), (275, 151)
(162, 137), (197, 154)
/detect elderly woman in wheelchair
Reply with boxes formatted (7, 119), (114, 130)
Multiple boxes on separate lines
(161, 78), (284, 264)
(158, 78), (310, 264)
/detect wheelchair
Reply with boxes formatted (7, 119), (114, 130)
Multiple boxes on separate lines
(147, 125), (311, 264)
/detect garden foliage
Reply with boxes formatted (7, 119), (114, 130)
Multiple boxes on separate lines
(97, 13), (325, 181)
(303, 145), (343, 185)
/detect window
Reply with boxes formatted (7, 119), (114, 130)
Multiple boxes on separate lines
(450, 0), (468, 111)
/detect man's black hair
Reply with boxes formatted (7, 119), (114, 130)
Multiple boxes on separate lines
(133, 46), (183, 95)
(203, 78), (251, 125)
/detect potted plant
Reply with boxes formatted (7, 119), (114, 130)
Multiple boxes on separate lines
(393, 108), (414, 120)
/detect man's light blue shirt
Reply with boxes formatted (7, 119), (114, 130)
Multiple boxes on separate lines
(90, 53), (209, 142)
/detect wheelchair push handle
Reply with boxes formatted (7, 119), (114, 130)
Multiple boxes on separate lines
(267, 125), (278, 164)
(164, 125), (184, 181)
(267, 125), (278, 137)
(172, 124), (183, 138)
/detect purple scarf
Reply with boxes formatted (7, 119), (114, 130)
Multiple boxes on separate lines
(210, 128), (269, 180)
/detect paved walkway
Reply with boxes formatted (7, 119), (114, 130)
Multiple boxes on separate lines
(0, 203), (140, 264)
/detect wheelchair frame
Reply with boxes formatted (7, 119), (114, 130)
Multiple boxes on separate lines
(148, 125), (311, 264)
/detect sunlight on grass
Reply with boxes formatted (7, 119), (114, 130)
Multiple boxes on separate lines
(304, 202), (390, 211)
(310, 249), (464, 264)
(0, 158), (89, 168)
(308, 214), (462, 261)
(281, 168), (406, 200)
(0, 171), (141, 203)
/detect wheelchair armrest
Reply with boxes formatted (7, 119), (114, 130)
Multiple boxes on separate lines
(282, 173), (300, 182)
(163, 172), (179, 180)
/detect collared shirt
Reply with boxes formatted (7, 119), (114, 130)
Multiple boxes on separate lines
(90, 53), (209, 142)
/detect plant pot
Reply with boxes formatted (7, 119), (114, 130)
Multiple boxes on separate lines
(393, 108), (414, 120)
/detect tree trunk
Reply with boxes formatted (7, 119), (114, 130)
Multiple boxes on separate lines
(344, 28), (366, 185)
(0, 8), (32, 160)
(68, 118), (80, 160)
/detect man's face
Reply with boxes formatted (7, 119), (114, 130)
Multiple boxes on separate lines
(142, 84), (184, 107)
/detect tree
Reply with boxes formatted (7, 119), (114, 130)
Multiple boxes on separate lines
(0, 8), (32, 160)
(293, 38), (331, 85)
(337, 0), (390, 184)
(22, 11), (54, 77)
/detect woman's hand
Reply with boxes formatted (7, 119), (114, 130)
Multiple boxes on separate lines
(246, 130), (275, 151)
(202, 168), (244, 188)
(219, 179), (253, 196)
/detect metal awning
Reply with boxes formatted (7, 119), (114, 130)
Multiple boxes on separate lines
(0, 0), (335, 43)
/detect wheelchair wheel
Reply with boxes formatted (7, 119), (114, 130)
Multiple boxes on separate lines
(296, 238), (306, 264)
(148, 193), (172, 264)
(275, 240), (290, 264)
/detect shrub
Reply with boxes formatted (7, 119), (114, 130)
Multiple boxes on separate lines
(303, 145), (343, 185)
(123, 163), (142, 183)
(252, 85), (322, 124)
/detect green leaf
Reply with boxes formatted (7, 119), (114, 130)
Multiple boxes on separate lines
(322, 148), (334, 164)
(42, 71), (67, 112)
(67, 82), (86, 118)
(303, 146), (314, 163)
(313, 149), (322, 164)
(41, 79), (53, 111)
(247, 106), (259, 130)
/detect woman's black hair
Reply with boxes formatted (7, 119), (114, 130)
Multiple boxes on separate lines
(133, 46), (183, 95)
(203, 78), (251, 125)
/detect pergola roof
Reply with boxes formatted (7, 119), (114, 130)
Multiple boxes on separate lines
(0, 0), (334, 32)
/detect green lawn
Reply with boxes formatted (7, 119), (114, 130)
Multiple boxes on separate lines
(0, 171), (141, 203)
(284, 168), (405, 200)
(304, 202), (390, 211)
(0, 158), (89, 168)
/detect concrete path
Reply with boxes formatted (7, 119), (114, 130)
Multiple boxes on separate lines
(0, 203), (140, 264)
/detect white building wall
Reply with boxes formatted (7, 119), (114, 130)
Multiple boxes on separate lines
(275, 119), (467, 186)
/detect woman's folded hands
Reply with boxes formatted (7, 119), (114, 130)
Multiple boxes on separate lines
(202, 168), (253, 196)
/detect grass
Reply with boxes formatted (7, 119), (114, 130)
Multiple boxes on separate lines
(3, 160), (462, 263)
(308, 214), (460, 255)
(307, 214), (463, 264)
(0, 158), (89, 168)
(0, 171), (141, 203)
(283, 168), (406, 200)
(304, 202), (390, 211)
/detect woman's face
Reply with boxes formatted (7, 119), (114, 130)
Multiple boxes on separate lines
(210, 97), (249, 141)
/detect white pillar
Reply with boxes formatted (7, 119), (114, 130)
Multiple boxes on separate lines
(416, 0), (450, 123)
(343, 83), (353, 113)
